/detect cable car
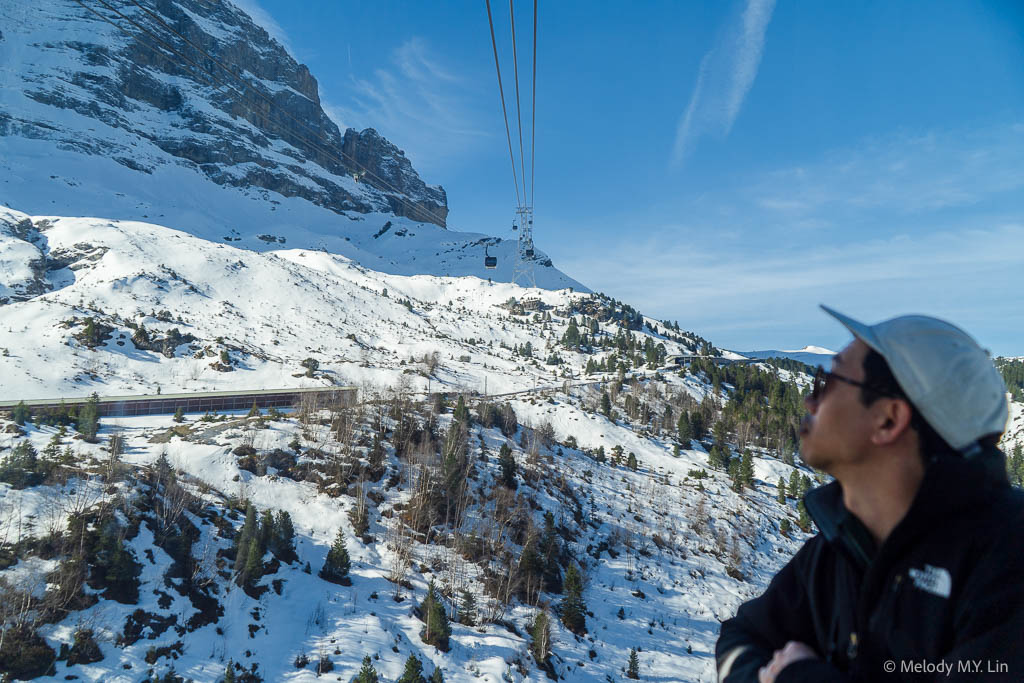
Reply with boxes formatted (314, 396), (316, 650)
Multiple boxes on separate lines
(484, 245), (497, 269)
(525, 245), (534, 258)
(512, 222), (517, 231)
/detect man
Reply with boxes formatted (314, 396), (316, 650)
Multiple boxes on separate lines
(716, 306), (1024, 682)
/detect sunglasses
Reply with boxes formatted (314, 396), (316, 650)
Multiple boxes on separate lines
(810, 365), (894, 402)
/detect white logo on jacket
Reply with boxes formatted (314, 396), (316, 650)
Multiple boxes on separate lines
(908, 565), (952, 598)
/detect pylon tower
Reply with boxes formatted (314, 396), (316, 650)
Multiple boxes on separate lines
(511, 205), (536, 289)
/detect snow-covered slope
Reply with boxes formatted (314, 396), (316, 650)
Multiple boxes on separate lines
(0, 347), (816, 683)
(0, 0), (581, 289)
(0, 203), (828, 682)
(0, 206), (593, 400)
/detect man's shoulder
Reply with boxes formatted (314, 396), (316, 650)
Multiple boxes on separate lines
(976, 485), (1024, 540)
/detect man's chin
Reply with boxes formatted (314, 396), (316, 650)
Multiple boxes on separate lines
(798, 443), (824, 471)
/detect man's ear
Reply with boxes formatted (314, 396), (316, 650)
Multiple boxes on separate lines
(871, 398), (914, 446)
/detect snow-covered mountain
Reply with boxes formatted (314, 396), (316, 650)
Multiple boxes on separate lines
(734, 346), (834, 367)
(0, 205), (822, 682)
(0, 0), (580, 289)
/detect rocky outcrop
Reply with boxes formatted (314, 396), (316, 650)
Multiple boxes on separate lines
(0, 0), (447, 227)
(342, 129), (448, 225)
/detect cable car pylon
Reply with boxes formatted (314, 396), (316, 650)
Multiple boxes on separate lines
(511, 204), (536, 288)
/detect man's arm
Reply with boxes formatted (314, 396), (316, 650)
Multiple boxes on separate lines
(717, 535), (847, 682)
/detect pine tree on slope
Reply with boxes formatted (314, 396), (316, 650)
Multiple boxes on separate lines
(319, 529), (351, 585)
(396, 654), (426, 683)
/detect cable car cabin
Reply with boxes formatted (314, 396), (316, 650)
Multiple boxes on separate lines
(512, 222), (517, 230)
(484, 255), (497, 269)
(525, 247), (534, 257)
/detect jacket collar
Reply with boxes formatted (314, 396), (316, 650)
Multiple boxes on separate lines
(803, 446), (1009, 569)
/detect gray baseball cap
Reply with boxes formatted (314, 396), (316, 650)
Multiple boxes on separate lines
(820, 305), (1008, 453)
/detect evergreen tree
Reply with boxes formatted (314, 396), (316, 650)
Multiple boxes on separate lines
(712, 419), (729, 446)
(420, 579), (451, 650)
(397, 654), (426, 683)
(224, 660), (236, 683)
(11, 400), (29, 426)
(458, 589), (477, 626)
(83, 317), (98, 346)
(627, 647), (640, 679)
(77, 392), (100, 440)
(788, 469), (802, 500)
(739, 449), (755, 489)
(234, 504), (257, 575)
(797, 500), (813, 532)
(319, 529), (351, 585)
(626, 452), (638, 472)
(355, 656), (379, 683)
(271, 510), (296, 562)
(258, 509), (275, 555)
(709, 444), (731, 471)
(243, 534), (263, 583)
(777, 477), (787, 504)
(600, 392), (612, 417)
(498, 442), (517, 489)
(429, 668), (444, 683)
(728, 456), (742, 492)
(677, 411), (692, 444)
(453, 395), (471, 429)
(529, 610), (552, 664)
(172, 406), (185, 423)
(561, 318), (580, 348)
(689, 411), (706, 441)
(538, 511), (563, 592)
(247, 401), (260, 417)
(780, 518), (792, 535)
(560, 563), (587, 635)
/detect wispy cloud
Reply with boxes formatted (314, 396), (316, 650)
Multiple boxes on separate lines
(752, 124), (1024, 219)
(560, 222), (1023, 353)
(332, 38), (488, 174)
(672, 0), (775, 166)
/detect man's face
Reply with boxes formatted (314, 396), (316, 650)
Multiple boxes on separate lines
(798, 338), (875, 474)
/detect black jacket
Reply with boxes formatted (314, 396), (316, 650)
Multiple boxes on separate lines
(716, 448), (1024, 682)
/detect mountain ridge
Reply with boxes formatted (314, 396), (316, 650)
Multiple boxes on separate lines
(0, 0), (578, 287)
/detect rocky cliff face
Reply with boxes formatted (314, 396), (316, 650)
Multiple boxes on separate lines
(0, 0), (447, 227)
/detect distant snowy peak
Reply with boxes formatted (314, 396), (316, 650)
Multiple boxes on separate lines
(735, 346), (835, 366)
(0, 0), (444, 225)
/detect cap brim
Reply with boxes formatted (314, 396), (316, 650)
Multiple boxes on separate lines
(820, 305), (883, 356)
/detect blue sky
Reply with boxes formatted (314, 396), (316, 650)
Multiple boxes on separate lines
(243, 0), (1024, 356)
